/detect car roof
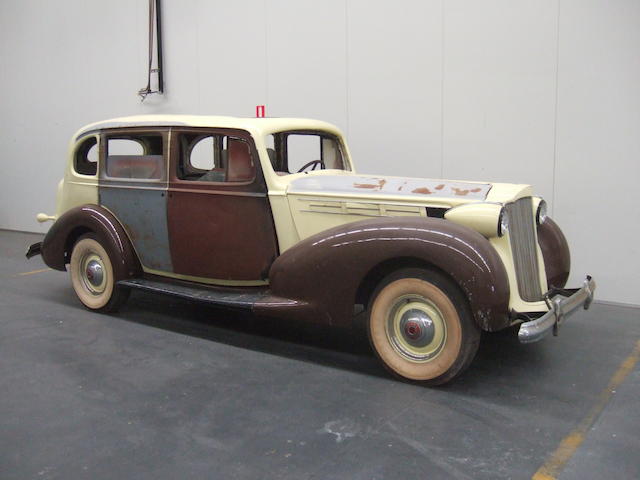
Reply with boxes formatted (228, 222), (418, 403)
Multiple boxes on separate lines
(74, 115), (343, 140)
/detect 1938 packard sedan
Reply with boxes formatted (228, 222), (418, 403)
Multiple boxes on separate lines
(27, 115), (596, 385)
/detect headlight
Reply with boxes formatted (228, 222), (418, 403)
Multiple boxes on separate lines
(498, 208), (509, 237)
(536, 200), (547, 225)
(444, 203), (504, 238)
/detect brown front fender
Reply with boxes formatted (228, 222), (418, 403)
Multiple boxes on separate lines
(537, 217), (570, 289)
(41, 205), (141, 280)
(264, 217), (511, 331)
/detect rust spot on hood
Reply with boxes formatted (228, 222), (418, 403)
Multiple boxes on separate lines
(412, 187), (433, 195)
(354, 179), (387, 191)
(452, 187), (470, 196)
(435, 184), (445, 190)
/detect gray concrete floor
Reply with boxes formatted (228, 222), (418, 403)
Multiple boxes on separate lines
(1, 230), (639, 480)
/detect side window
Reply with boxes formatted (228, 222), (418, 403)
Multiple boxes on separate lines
(105, 134), (164, 180)
(178, 133), (255, 183)
(74, 136), (98, 176)
(190, 136), (216, 170)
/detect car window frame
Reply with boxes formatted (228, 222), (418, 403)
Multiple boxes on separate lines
(169, 127), (266, 193)
(98, 127), (169, 184)
(268, 129), (351, 175)
(72, 133), (100, 178)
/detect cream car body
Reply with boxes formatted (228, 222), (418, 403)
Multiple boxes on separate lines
(29, 114), (595, 385)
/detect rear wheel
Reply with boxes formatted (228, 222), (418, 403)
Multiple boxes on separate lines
(367, 268), (480, 385)
(69, 234), (129, 312)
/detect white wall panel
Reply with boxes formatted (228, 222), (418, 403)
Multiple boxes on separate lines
(442, 0), (558, 204)
(554, 0), (640, 304)
(195, 0), (267, 116)
(1, 0), (638, 304)
(0, 0), (146, 233)
(139, 0), (202, 114)
(265, 0), (347, 130)
(347, 0), (443, 178)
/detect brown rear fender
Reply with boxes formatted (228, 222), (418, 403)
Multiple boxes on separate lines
(41, 205), (142, 280)
(265, 217), (511, 331)
(537, 217), (570, 289)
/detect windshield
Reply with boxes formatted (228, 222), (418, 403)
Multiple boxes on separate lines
(265, 131), (348, 175)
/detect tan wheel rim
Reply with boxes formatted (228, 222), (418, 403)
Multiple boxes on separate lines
(70, 238), (115, 310)
(370, 278), (462, 381)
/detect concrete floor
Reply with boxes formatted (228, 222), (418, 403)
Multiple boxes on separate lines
(1, 230), (639, 480)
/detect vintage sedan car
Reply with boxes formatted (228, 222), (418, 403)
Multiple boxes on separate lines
(27, 115), (595, 385)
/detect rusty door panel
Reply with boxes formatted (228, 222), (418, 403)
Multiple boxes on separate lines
(168, 189), (277, 280)
(167, 190), (278, 280)
(167, 127), (279, 281)
(99, 185), (173, 272)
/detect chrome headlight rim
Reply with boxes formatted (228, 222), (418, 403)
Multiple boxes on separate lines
(536, 199), (548, 225)
(498, 207), (509, 237)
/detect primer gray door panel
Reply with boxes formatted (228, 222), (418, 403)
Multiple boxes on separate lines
(99, 185), (172, 272)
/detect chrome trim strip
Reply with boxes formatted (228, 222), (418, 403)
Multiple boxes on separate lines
(296, 197), (446, 208)
(299, 209), (381, 218)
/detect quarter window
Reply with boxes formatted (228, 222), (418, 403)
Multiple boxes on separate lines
(105, 134), (164, 180)
(74, 137), (98, 176)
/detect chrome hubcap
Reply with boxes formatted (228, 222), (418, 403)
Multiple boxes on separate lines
(399, 309), (435, 347)
(85, 260), (104, 287)
(386, 295), (447, 362)
(80, 254), (107, 295)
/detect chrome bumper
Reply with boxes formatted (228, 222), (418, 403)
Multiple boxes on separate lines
(518, 276), (596, 343)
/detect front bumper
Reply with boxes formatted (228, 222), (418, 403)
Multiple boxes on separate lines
(518, 276), (596, 343)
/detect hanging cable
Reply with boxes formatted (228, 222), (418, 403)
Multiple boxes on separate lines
(138, 0), (163, 101)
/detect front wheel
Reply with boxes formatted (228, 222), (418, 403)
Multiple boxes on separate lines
(367, 268), (480, 385)
(69, 234), (130, 312)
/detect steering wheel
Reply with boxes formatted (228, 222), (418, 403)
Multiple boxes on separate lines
(297, 159), (324, 173)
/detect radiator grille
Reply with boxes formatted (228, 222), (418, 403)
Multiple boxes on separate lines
(506, 197), (543, 302)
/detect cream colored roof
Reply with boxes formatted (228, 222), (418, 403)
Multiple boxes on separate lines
(74, 114), (343, 140)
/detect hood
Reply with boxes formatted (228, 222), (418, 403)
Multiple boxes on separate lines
(287, 174), (493, 203)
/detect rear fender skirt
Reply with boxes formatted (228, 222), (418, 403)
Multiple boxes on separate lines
(265, 217), (510, 331)
(537, 217), (570, 289)
(41, 204), (141, 280)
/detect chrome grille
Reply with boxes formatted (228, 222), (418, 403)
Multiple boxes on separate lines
(506, 197), (543, 302)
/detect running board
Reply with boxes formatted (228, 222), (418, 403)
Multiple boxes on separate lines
(117, 278), (271, 310)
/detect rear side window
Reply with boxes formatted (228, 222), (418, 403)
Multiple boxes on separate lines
(105, 134), (164, 180)
(74, 137), (98, 176)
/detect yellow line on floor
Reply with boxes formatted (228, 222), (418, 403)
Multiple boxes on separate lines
(532, 339), (640, 480)
(17, 268), (52, 276)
